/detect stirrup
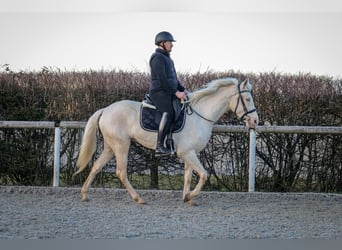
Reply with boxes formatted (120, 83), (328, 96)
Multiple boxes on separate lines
(155, 145), (173, 156)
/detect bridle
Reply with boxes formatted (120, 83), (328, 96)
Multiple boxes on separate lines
(233, 81), (257, 121)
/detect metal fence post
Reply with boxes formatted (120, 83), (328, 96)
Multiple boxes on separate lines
(53, 123), (61, 187)
(248, 129), (256, 192)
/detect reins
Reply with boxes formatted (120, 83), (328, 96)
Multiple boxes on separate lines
(181, 96), (215, 123)
(186, 104), (214, 123)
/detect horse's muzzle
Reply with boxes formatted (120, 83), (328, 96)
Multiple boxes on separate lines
(244, 115), (259, 129)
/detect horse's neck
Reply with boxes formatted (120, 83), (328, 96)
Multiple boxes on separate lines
(192, 85), (233, 122)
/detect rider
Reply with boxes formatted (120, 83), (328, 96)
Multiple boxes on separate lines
(148, 31), (187, 155)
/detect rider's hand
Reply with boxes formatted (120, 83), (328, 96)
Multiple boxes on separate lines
(176, 91), (187, 102)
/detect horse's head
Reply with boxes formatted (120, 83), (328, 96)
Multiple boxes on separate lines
(230, 78), (259, 129)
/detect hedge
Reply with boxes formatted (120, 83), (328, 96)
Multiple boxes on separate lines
(1, 65), (341, 192)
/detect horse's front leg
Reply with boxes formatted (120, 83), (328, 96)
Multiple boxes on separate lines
(182, 162), (196, 205)
(181, 151), (208, 205)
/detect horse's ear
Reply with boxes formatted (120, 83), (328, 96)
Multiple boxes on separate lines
(241, 78), (248, 88)
(244, 78), (252, 88)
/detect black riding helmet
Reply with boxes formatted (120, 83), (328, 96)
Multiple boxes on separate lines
(155, 31), (176, 45)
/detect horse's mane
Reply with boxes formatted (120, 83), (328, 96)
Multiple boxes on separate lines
(189, 78), (238, 105)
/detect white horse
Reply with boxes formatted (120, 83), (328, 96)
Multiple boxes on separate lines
(74, 78), (259, 205)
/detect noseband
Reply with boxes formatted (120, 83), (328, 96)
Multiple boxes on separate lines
(234, 81), (257, 121)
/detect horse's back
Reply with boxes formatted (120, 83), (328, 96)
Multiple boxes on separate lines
(107, 99), (140, 110)
(99, 99), (139, 132)
(102, 99), (140, 121)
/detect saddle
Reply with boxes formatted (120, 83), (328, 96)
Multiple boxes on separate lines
(140, 95), (186, 151)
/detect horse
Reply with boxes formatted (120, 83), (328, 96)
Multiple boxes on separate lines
(73, 77), (259, 205)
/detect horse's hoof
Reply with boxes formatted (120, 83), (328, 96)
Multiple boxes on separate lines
(81, 197), (89, 202)
(81, 193), (89, 202)
(134, 197), (147, 205)
(186, 199), (198, 206)
(183, 193), (192, 202)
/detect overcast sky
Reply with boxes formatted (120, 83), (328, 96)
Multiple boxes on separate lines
(1, 0), (342, 77)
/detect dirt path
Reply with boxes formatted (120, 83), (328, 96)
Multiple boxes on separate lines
(0, 186), (341, 239)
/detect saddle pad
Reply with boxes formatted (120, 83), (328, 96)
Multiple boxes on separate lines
(140, 105), (186, 133)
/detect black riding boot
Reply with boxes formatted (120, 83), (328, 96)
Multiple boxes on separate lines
(155, 112), (173, 155)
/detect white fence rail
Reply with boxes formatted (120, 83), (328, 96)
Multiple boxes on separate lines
(1, 121), (342, 191)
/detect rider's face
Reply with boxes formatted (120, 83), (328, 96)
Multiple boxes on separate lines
(163, 41), (173, 52)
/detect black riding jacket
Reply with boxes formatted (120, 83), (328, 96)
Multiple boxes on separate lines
(149, 48), (184, 95)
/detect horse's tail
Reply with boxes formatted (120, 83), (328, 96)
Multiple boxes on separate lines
(73, 109), (104, 178)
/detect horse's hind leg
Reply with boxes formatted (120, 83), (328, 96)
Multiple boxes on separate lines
(114, 141), (146, 204)
(81, 143), (113, 202)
